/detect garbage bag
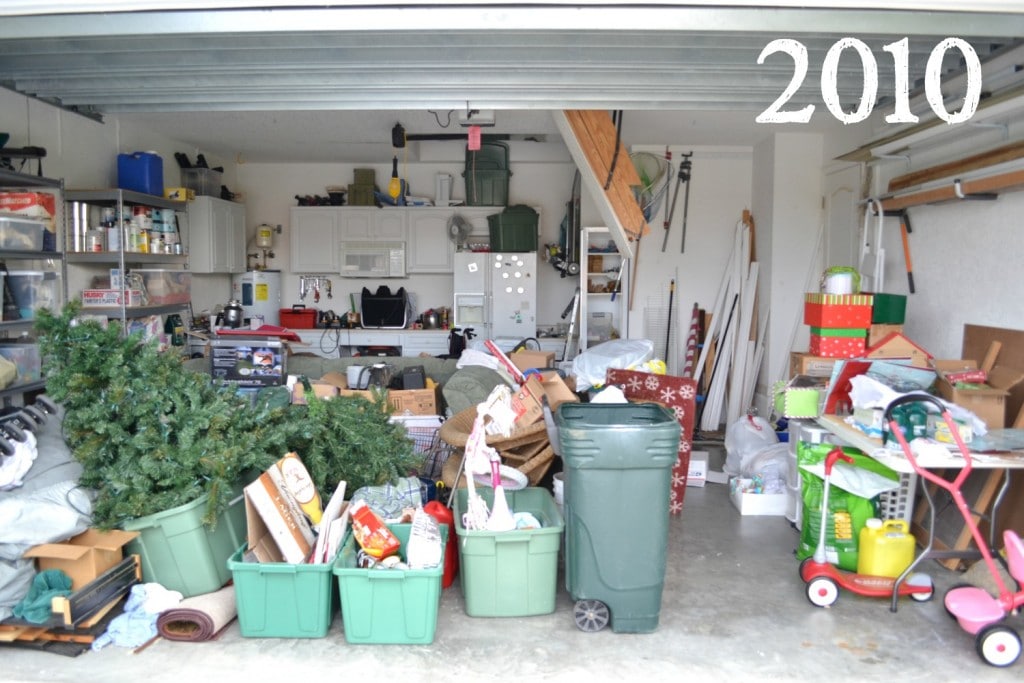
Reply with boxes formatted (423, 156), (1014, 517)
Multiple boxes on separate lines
(572, 338), (655, 392)
(723, 414), (778, 477)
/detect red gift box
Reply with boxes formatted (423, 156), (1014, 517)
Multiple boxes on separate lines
(809, 334), (866, 358)
(605, 368), (696, 515)
(803, 293), (873, 328)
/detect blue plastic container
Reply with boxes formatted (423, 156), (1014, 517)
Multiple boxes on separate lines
(117, 151), (164, 196)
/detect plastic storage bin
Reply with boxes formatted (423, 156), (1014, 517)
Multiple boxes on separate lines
(118, 151), (164, 196)
(0, 215), (44, 251)
(181, 167), (223, 197)
(487, 205), (538, 252)
(130, 268), (192, 305)
(556, 402), (680, 633)
(7, 270), (58, 320)
(464, 169), (510, 206)
(332, 522), (446, 644)
(0, 343), (41, 382)
(121, 483), (247, 598)
(227, 543), (339, 638)
(454, 487), (563, 617)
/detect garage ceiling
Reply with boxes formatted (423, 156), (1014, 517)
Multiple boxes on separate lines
(2, 2), (1024, 162)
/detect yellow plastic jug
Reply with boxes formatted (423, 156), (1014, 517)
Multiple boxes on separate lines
(857, 518), (915, 578)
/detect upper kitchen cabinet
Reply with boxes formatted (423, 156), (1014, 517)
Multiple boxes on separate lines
(407, 208), (455, 273)
(291, 207), (409, 274)
(290, 207), (340, 273)
(187, 196), (246, 274)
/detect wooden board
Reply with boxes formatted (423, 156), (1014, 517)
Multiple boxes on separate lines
(887, 140), (1024, 192)
(561, 110), (650, 242)
(880, 168), (1024, 212)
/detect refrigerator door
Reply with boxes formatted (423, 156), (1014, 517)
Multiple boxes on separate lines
(453, 251), (487, 293)
(490, 252), (536, 339)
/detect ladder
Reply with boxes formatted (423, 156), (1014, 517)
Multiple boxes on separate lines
(561, 287), (581, 360)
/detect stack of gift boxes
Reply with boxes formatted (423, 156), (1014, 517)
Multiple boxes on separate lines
(803, 292), (874, 358)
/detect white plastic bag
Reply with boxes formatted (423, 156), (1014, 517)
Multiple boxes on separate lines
(723, 414), (778, 477)
(571, 338), (655, 392)
(743, 442), (789, 493)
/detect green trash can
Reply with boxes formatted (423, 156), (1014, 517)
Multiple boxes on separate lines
(556, 402), (680, 633)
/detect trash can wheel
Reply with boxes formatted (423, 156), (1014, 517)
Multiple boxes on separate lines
(574, 599), (610, 632)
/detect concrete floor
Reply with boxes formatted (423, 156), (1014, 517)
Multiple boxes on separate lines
(4, 464), (1021, 682)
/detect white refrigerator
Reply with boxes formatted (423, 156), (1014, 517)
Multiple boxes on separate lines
(453, 251), (537, 340)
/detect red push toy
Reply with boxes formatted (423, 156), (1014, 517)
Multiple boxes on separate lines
(799, 446), (934, 608)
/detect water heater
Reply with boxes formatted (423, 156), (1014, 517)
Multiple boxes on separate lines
(231, 270), (282, 326)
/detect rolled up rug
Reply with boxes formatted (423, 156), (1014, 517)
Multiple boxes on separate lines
(156, 585), (236, 642)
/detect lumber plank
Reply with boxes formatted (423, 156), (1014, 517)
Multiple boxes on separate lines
(888, 140), (1024, 192)
(881, 168), (1024, 212)
(564, 110), (649, 239)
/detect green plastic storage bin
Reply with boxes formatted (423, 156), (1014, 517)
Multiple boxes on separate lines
(464, 169), (510, 206)
(122, 484), (247, 598)
(332, 522), (447, 644)
(465, 140), (510, 170)
(227, 544), (338, 638)
(487, 205), (538, 252)
(556, 402), (680, 633)
(453, 487), (563, 617)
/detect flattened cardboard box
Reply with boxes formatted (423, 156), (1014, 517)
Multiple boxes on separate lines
(244, 464), (316, 564)
(23, 529), (139, 590)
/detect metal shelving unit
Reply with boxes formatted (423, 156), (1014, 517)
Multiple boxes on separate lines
(64, 189), (188, 332)
(0, 168), (65, 405)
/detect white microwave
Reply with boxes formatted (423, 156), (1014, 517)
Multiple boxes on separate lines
(339, 241), (406, 278)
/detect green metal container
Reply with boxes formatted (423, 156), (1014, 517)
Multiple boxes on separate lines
(556, 402), (680, 633)
(227, 543), (339, 638)
(454, 487), (563, 617)
(332, 522), (447, 644)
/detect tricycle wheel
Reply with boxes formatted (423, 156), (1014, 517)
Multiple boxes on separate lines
(806, 576), (839, 608)
(976, 624), (1021, 667)
(573, 599), (610, 632)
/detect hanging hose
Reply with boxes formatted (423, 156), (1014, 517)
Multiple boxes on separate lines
(603, 110), (623, 190)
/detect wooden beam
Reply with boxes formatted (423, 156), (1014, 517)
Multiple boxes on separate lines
(552, 110), (650, 258)
(888, 140), (1024, 192)
(880, 168), (1024, 213)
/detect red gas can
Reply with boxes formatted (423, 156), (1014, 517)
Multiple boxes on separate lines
(423, 501), (458, 588)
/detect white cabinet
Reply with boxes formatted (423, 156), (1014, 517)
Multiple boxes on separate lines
(290, 207), (340, 273)
(579, 226), (629, 352)
(188, 196), (246, 274)
(407, 209), (454, 273)
(291, 207), (408, 274)
(401, 330), (450, 356)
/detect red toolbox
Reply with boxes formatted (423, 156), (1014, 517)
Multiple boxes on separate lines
(280, 306), (318, 329)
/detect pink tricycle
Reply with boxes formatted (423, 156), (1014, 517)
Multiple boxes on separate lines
(887, 394), (1024, 668)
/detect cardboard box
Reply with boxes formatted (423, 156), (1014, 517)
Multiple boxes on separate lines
(931, 359), (1024, 429)
(687, 450), (708, 487)
(511, 371), (579, 426)
(244, 462), (316, 564)
(81, 288), (146, 307)
(789, 352), (839, 379)
(809, 333), (866, 358)
(291, 380), (340, 404)
(316, 371), (441, 416)
(868, 323), (904, 347)
(729, 478), (788, 516)
(510, 350), (555, 372)
(23, 529), (139, 590)
(803, 293), (874, 328)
